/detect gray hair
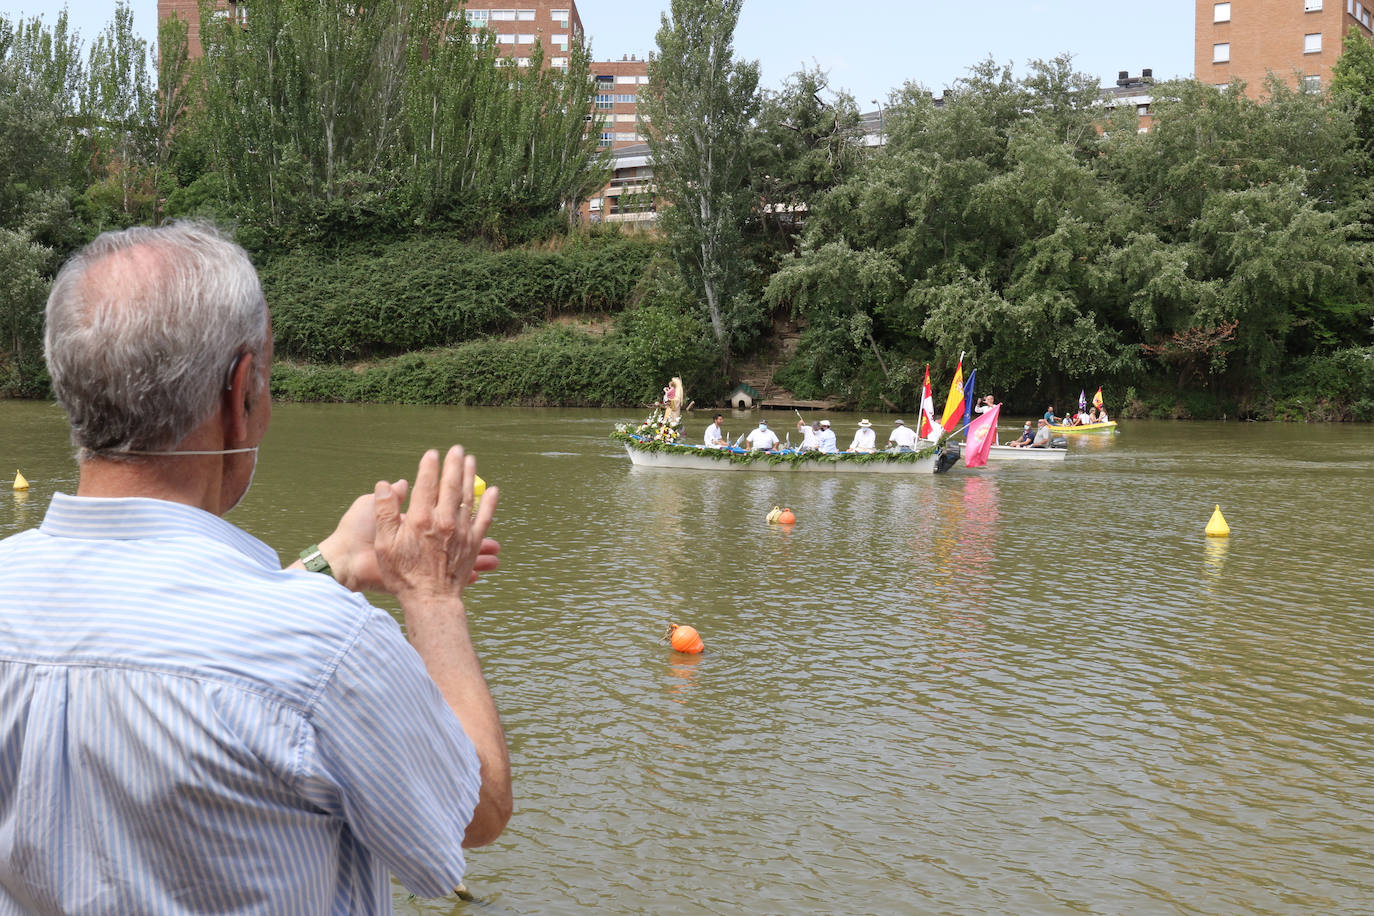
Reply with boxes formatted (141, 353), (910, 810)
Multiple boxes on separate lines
(45, 222), (270, 458)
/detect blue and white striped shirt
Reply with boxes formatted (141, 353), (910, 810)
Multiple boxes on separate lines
(0, 494), (482, 914)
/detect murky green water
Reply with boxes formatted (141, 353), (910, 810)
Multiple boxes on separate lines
(4, 401), (1372, 914)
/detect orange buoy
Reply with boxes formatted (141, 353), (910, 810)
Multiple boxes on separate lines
(778, 507), (795, 525)
(665, 622), (704, 654)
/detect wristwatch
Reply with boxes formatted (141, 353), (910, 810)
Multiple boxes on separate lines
(298, 544), (334, 578)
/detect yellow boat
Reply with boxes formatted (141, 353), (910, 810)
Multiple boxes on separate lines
(1048, 421), (1117, 434)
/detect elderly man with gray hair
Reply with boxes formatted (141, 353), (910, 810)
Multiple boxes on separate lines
(0, 223), (511, 911)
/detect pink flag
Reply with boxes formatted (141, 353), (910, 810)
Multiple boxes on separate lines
(963, 404), (1001, 468)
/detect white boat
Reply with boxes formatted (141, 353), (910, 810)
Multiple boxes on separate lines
(618, 438), (943, 474)
(986, 443), (1066, 462)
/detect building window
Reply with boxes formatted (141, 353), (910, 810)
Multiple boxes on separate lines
(595, 94), (613, 109)
(616, 75), (638, 85)
(1303, 74), (1321, 91)
(1137, 104), (1149, 116)
(552, 8), (570, 26)
(553, 33), (569, 50)
(595, 75), (613, 85)
(552, 57), (568, 69)
(638, 75), (651, 84)
(614, 113), (636, 123)
(1214, 2), (1231, 21)
(1357, 1), (1363, 16)
(490, 9), (515, 20)
(466, 9), (489, 25)
(518, 9), (536, 20)
(1305, 0), (1322, 9)
(1213, 42), (1230, 62)
(516, 33), (534, 44)
(496, 33), (514, 43)
(615, 93), (636, 103)
(615, 131), (637, 141)
(515, 57), (530, 66)
(1305, 32), (1322, 52)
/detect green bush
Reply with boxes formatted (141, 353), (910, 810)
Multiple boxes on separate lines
(271, 316), (722, 407)
(262, 233), (659, 362)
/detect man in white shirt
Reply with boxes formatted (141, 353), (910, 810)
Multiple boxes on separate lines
(848, 419), (877, 453)
(797, 418), (819, 452)
(745, 421), (781, 451)
(974, 395), (995, 414)
(887, 418), (919, 450)
(816, 420), (838, 453)
(704, 414), (726, 448)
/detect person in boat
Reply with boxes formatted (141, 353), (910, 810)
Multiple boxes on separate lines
(1030, 417), (1053, 447)
(1088, 407), (1100, 424)
(974, 395), (996, 415)
(1005, 420), (1034, 447)
(887, 418), (919, 450)
(816, 419), (839, 454)
(848, 418), (877, 453)
(796, 418), (819, 452)
(1098, 405), (1110, 422)
(746, 421), (781, 451)
(1076, 408), (1092, 425)
(704, 414), (726, 448)
(1044, 405), (1057, 424)
(0, 222), (510, 910)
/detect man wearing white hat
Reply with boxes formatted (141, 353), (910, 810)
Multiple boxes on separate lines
(745, 420), (781, 451)
(887, 418), (919, 450)
(816, 419), (838, 454)
(848, 419), (877, 453)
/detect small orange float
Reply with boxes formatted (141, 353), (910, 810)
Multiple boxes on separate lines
(778, 508), (795, 525)
(663, 622), (704, 654)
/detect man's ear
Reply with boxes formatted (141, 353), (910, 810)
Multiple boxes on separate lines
(225, 351), (256, 439)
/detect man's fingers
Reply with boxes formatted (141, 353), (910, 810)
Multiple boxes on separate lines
(374, 479), (402, 542)
(470, 485), (498, 544)
(435, 445), (465, 525)
(409, 450), (441, 523)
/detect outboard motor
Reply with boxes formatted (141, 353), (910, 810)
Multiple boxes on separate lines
(934, 441), (962, 474)
(1050, 436), (1067, 449)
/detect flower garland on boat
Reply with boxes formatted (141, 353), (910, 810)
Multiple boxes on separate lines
(611, 425), (937, 466)
(628, 408), (682, 444)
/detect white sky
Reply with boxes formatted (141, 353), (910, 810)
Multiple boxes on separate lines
(18, 0), (1197, 107)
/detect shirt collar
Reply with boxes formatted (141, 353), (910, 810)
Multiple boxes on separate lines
(39, 492), (280, 569)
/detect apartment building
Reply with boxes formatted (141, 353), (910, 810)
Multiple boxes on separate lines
(460, 2), (584, 70)
(156, 1), (585, 67)
(591, 56), (651, 150)
(1196, 0), (1374, 95)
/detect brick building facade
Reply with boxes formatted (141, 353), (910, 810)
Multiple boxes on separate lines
(1196, 0), (1374, 95)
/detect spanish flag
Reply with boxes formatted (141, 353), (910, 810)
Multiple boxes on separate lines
(1092, 387), (1104, 409)
(940, 358), (965, 431)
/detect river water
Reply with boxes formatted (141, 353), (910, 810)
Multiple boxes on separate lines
(3, 401), (1371, 914)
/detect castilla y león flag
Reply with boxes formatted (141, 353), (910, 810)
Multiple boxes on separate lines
(918, 365), (938, 440)
(963, 404), (1000, 468)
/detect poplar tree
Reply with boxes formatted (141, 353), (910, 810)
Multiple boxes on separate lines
(640, 0), (760, 360)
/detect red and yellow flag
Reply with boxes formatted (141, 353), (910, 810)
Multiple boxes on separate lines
(1092, 387), (1104, 409)
(940, 359), (965, 431)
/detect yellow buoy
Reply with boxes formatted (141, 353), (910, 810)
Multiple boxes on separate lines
(13, 471), (28, 491)
(1205, 504), (1230, 537)
(472, 474), (486, 498)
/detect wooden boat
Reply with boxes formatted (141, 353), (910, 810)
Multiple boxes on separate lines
(617, 435), (944, 474)
(1048, 420), (1117, 434)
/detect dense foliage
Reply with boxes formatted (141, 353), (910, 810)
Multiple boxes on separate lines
(764, 55), (1374, 415)
(263, 234), (658, 361)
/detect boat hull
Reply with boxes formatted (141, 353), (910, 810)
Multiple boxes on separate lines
(1048, 421), (1116, 434)
(986, 444), (1066, 461)
(623, 444), (936, 474)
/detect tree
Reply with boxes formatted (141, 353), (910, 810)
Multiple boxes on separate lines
(640, 0), (760, 360)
